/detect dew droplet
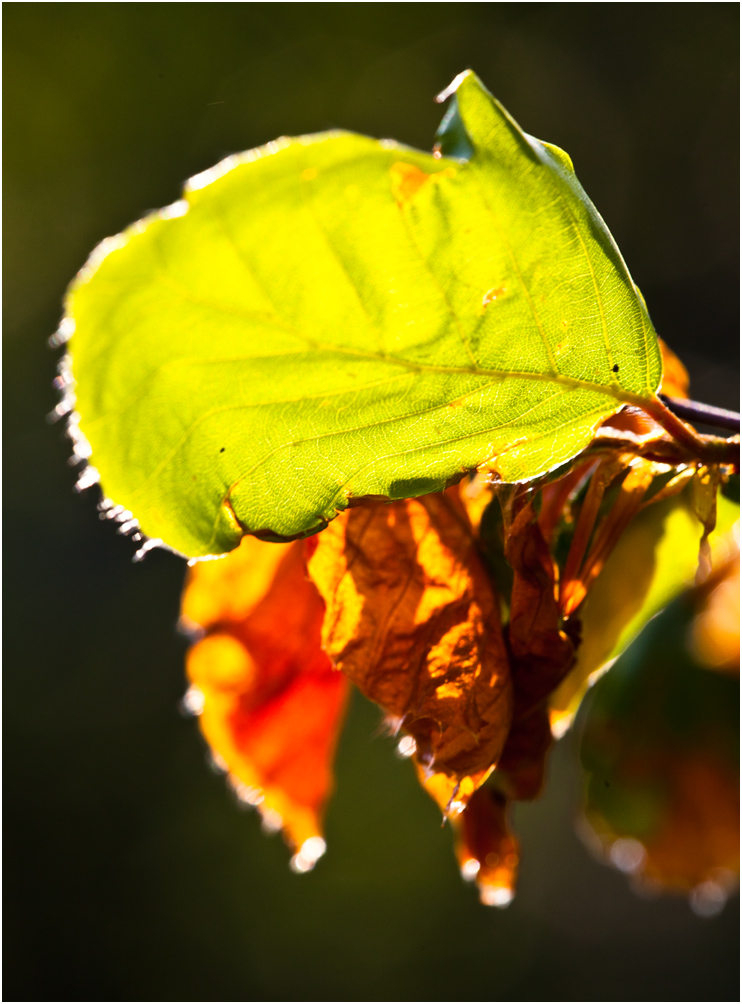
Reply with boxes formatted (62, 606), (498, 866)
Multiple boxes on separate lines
(159, 199), (189, 220)
(132, 537), (163, 562)
(48, 316), (75, 347)
(690, 880), (727, 918)
(396, 735), (416, 759)
(460, 858), (481, 882)
(290, 836), (327, 874)
(609, 837), (646, 874)
(479, 885), (514, 908)
(180, 685), (205, 717)
(75, 466), (100, 492)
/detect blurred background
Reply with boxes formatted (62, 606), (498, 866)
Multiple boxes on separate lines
(4, 4), (739, 1000)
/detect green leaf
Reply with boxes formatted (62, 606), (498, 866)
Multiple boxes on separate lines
(66, 70), (661, 557)
(550, 489), (740, 733)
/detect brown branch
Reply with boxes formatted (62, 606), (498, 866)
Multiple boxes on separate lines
(659, 394), (740, 433)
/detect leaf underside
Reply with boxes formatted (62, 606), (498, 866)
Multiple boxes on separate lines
(68, 71), (661, 557)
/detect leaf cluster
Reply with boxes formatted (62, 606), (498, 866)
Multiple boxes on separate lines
(59, 71), (739, 908)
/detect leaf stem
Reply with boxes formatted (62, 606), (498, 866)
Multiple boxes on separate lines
(641, 396), (739, 466)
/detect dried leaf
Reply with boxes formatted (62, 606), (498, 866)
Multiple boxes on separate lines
(658, 337), (690, 400)
(494, 707), (553, 802)
(182, 536), (349, 863)
(550, 484), (740, 735)
(307, 493), (512, 793)
(691, 463), (723, 580)
(500, 488), (575, 713)
(580, 589), (739, 902)
(454, 785), (519, 907)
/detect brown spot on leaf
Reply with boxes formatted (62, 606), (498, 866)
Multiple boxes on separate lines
(482, 286), (507, 310)
(390, 162), (454, 207)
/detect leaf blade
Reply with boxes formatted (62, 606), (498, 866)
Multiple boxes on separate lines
(68, 73), (661, 556)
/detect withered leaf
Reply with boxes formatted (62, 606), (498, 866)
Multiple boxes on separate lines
(658, 336), (690, 400)
(691, 463), (724, 580)
(500, 487), (575, 714)
(454, 785), (519, 907)
(307, 493), (512, 789)
(494, 707), (553, 802)
(182, 536), (349, 864)
(580, 586), (739, 900)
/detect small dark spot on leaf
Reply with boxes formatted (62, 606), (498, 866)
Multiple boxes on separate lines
(612, 364), (619, 373)
(220, 447), (225, 453)
(604, 780), (610, 788)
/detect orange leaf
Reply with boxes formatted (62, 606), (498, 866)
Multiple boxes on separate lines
(658, 337), (690, 399)
(182, 537), (349, 866)
(307, 493), (512, 797)
(454, 785), (519, 907)
(689, 537), (740, 673)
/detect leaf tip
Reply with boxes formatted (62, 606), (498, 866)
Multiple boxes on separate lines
(289, 836), (327, 874)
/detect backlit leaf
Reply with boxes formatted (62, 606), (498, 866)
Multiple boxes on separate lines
(306, 492), (512, 792)
(549, 488), (740, 733)
(500, 486), (576, 711)
(66, 70), (661, 557)
(182, 536), (349, 862)
(579, 588), (739, 905)
(454, 785), (519, 908)
(657, 337), (690, 400)
(688, 534), (740, 673)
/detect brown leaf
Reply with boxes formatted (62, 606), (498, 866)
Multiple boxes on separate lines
(307, 493), (512, 793)
(494, 707), (553, 801)
(454, 785), (519, 907)
(182, 537), (349, 865)
(500, 487), (575, 714)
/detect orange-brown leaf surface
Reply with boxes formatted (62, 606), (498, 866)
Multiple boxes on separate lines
(580, 579), (739, 905)
(306, 493), (512, 796)
(658, 336), (690, 399)
(689, 537), (740, 673)
(691, 463), (724, 579)
(585, 747), (739, 900)
(454, 785), (519, 907)
(500, 488), (576, 712)
(182, 536), (349, 864)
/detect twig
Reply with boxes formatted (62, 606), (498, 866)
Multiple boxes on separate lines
(659, 394), (740, 433)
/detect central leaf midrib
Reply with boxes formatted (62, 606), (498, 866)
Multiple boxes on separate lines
(88, 340), (649, 431)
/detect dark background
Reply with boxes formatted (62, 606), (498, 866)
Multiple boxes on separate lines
(4, 4), (739, 1001)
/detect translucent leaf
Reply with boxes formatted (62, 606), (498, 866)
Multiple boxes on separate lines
(67, 70), (661, 557)
(549, 489), (740, 733)
(182, 536), (349, 860)
(306, 492), (512, 794)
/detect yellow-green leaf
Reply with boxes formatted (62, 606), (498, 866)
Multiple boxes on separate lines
(66, 70), (661, 557)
